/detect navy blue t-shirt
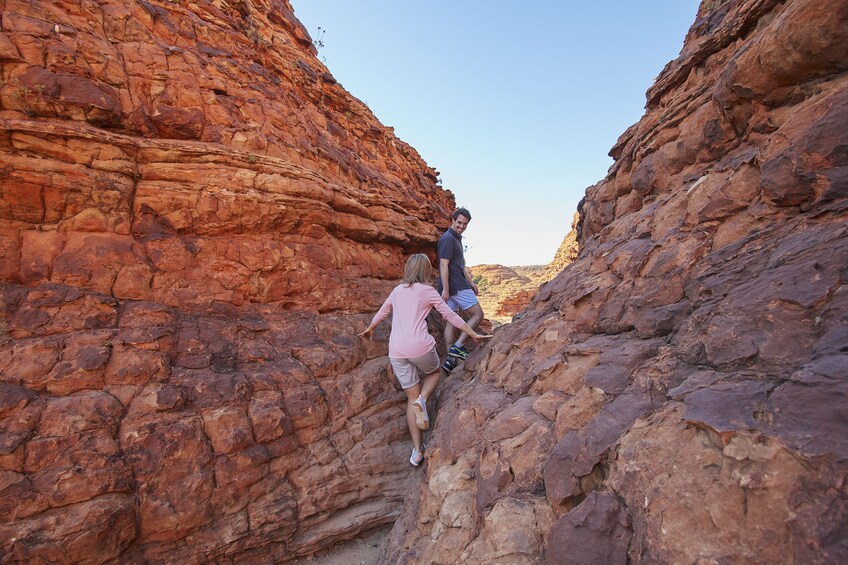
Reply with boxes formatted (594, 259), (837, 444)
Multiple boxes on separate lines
(437, 228), (471, 296)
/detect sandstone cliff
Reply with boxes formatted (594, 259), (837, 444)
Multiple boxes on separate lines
(0, 0), (455, 562)
(383, 0), (848, 563)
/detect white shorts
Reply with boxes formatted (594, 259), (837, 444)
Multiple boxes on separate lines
(390, 347), (440, 389)
(447, 289), (478, 311)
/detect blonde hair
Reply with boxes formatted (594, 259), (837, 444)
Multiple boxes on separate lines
(403, 254), (433, 286)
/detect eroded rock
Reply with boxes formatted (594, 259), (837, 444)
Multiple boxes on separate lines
(382, 0), (848, 563)
(0, 0), (454, 561)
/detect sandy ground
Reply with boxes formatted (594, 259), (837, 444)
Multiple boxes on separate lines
(290, 525), (391, 565)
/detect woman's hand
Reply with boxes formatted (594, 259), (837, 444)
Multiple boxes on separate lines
(460, 322), (492, 342)
(469, 330), (493, 341)
(358, 325), (374, 338)
(462, 324), (492, 341)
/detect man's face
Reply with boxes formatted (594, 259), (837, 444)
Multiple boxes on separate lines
(451, 214), (470, 235)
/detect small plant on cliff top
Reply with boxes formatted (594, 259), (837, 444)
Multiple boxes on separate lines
(313, 27), (325, 51)
(313, 27), (327, 63)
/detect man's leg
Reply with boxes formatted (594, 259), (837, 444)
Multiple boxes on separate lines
(444, 319), (459, 352)
(454, 302), (483, 348)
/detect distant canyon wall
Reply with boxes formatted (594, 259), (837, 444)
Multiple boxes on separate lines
(383, 0), (848, 562)
(471, 211), (580, 325)
(0, 0), (455, 562)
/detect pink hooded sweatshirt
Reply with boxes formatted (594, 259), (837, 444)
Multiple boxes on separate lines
(370, 282), (467, 359)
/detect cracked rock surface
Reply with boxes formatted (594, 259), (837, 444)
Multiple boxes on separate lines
(1, 0), (453, 562)
(382, 0), (848, 563)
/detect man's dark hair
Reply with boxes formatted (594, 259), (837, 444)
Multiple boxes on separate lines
(453, 207), (471, 220)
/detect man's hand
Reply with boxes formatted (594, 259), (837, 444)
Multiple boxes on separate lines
(441, 290), (450, 302)
(471, 282), (479, 296)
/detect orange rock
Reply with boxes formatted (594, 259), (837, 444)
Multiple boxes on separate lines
(0, 0), (453, 561)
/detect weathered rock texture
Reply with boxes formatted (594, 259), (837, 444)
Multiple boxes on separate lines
(0, 0), (455, 562)
(383, 0), (848, 563)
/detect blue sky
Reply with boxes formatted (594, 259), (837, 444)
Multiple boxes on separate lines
(289, 1), (701, 266)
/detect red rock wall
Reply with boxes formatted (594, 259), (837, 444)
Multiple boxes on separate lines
(383, 0), (848, 562)
(0, 0), (455, 562)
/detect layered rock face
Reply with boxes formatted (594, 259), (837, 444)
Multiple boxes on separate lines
(0, 0), (454, 562)
(383, 0), (848, 563)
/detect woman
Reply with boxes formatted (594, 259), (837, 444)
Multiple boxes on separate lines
(359, 253), (492, 466)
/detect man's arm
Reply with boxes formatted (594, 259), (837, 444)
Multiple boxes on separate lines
(440, 257), (451, 301)
(464, 267), (479, 296)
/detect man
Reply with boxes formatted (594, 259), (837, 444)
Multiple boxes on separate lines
(437, 207), (484, 373)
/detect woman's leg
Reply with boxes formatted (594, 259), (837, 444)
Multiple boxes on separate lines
(404, 383), (423, 451)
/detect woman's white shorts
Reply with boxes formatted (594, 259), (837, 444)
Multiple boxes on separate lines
(390, 347), (440, 389)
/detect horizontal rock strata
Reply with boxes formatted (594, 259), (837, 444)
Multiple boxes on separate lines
(0, 0), (454, 562)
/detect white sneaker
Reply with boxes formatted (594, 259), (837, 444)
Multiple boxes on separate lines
(409, 447), (424, 466)
(412, 397), (429, 430)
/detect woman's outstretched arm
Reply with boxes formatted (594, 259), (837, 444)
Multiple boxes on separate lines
(358, 292), (393, 337)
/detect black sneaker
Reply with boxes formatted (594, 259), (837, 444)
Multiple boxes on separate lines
(448, 345), (469, 360)
(442, 358), (457, 373)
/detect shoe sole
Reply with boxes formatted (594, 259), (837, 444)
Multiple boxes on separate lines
(447, 351), (468, 360)
(412, 401), (429, 430)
